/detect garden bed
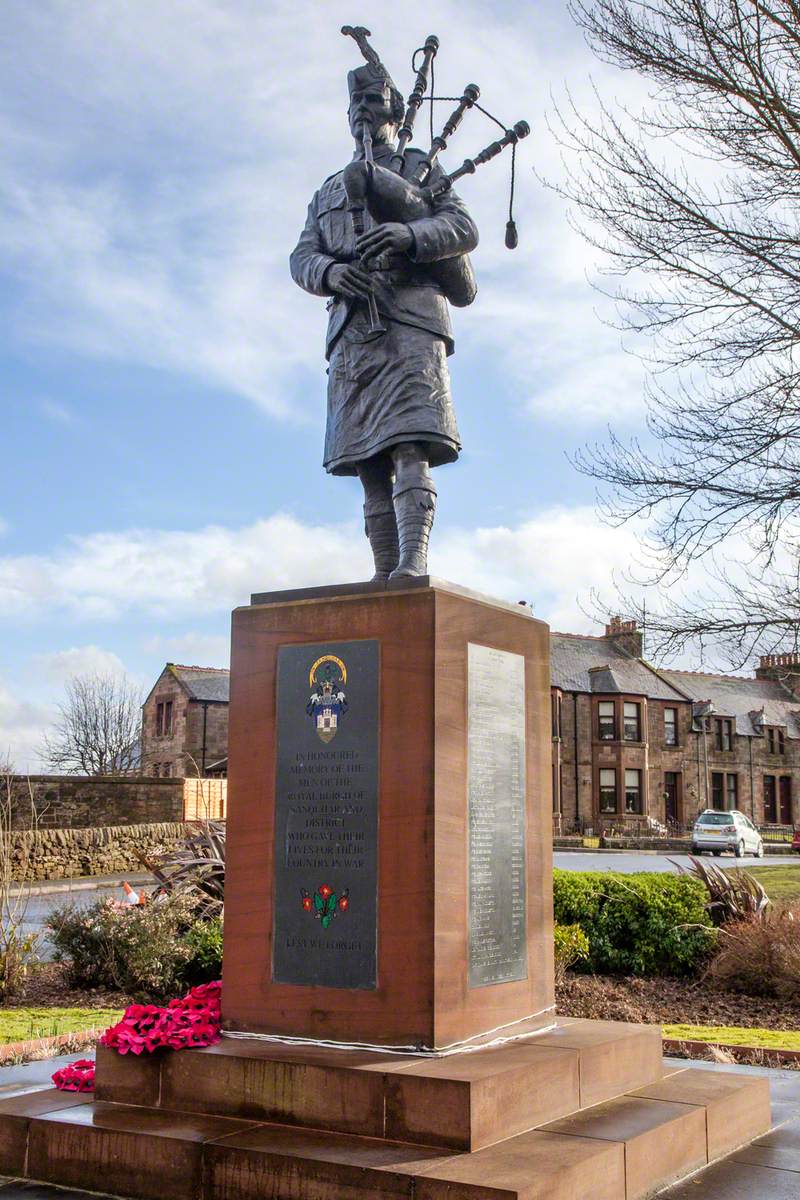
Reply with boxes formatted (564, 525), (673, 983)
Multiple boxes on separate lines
(10, 962), (131, 1010)
(557, 971), (800, 1030)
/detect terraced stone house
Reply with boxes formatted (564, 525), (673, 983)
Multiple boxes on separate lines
(552, 621), (800, 831)
(140, 634), (800, 832)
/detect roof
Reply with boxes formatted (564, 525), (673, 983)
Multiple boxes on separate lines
(662, 669), (800, 739)
(549, 632), (687, 702)
(168, 664), (230, 703)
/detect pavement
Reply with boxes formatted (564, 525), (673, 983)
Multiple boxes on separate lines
(0, 1055), (796, 1198)
(554, 849), (799, 873)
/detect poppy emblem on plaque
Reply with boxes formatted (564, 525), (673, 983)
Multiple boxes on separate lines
(300, 883), (350, 929)
(305, 653), (348, 743)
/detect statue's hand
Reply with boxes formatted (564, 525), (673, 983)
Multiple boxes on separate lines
(356, 222), (414, 264)
(326, 262), (376, 300)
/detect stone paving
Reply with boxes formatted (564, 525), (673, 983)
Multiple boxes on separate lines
(0, 1055), (796, 1198)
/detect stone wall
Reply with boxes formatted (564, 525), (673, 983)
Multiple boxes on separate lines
(8, 776), (184, 831)
(9, 821), (192, 881)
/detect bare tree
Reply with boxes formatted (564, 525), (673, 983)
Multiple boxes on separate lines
(552, 0), (800, 663)
(0, 768), (41, 998)
(42, 673), (142, 776)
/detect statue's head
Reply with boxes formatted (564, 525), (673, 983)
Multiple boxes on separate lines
(347, 64), (404, 145)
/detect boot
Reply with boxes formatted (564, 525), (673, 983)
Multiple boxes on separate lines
(364, 506), (399, 582)
(389, 486), (436, 579)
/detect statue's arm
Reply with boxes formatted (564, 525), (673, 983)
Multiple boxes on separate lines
(407, 186), (479, 264)
(289, 195), (338, 296)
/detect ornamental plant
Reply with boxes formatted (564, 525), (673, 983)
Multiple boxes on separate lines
(553, 869), (715, 976)
(46, 893), (201, 999)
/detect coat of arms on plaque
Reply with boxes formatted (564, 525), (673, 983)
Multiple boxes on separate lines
(306, 653), (348, 743)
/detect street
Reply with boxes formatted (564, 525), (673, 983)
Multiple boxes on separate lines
(554, 850), (799, 873)
(12, 874), (151, 960)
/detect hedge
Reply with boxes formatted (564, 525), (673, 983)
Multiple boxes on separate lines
(552, 869), (715, 976)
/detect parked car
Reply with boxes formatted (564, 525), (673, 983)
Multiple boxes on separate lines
(792, 828), (800, 855)
(691, 810), (764, 858)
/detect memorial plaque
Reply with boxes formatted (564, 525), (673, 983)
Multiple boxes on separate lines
(273, 639), (379, 989)
(467, 642), (528, 988)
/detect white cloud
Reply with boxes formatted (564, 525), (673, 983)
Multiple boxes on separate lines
(34, 645), (128, 685)
(0, 0), (652, 426)
(0, 507), (640, 634)
(0, 515), (371, 621)
(0, 680), (53, 775)
(39, 399), (77, 424)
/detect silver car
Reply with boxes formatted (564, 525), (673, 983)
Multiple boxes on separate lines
(691, 809), (764, 858)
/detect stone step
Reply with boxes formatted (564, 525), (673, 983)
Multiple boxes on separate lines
(21, 1098), (261, 1200)
(0, 1067), (773, 1200)
(95, 1016), (664, 1151)
(630, 1067), (772, 1162)
(541, 1067), (771, 1199)
(23, 1099), (627, 1200)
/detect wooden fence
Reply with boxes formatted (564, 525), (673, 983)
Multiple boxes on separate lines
(182, 778), (227, 821)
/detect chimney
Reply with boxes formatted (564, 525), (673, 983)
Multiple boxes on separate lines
(605, 616), (643, 659)
(755, 653), (800, 698)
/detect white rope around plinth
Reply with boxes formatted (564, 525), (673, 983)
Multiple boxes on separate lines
(222, 1004), (558, 1057)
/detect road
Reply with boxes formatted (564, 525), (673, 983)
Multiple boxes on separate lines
(554, 850), (799, 873)
(12, 874), (152, 960)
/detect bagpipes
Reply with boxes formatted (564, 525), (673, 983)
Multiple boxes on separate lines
(341, 25), (529, 329)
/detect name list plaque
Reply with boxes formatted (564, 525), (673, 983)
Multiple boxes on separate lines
(273, 639), (379, 990)
(467, 642), (528, 988)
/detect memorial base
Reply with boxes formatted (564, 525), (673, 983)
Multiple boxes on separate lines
(221, 578), (555, 1050)
(0, 1020), (772, 1199)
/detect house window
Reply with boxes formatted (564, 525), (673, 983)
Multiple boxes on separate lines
(767, 727), (786, 755)
(598, 701), (616, 741)
(152, 762), (160, 778)
(551, 693), (562, 739)
(623, 701), (641, 742)
(162, 762), (172, 778)
(726, 773), (738, 808)
(664, 707), (678, 746)
(164, 700), (174, 736)
(712, 771), (738, 810)
(156, 702), (164, 737)
(599, 768), (617, 812)
(714, 718), (733, 752)
(625, 768), (642, 813)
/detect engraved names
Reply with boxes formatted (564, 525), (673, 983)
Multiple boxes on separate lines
(467, 642), (528, 988)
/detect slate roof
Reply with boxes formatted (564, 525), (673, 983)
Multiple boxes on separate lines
(169, 664), (230, 703)
(549, 633), (687, 702)
(662, 669), (800, 739)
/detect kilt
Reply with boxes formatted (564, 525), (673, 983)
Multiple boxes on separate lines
(324, 312), (461, 476)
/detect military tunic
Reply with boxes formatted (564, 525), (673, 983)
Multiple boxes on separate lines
(290, 143), (478, 476)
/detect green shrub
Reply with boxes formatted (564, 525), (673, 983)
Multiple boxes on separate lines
(553, 869), (715, 976)
(46, 894), (200, 1000)
(183, 917), (223, 986)
(553, 922), (590, 986)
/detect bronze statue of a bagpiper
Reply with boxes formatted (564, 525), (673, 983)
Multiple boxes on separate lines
(290, 25), (528, 580)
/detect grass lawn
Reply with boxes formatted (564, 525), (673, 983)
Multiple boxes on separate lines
(663, 1023), (800, 1052)
(0, 1008), (123, 1045)
(737, 864), (800, 902)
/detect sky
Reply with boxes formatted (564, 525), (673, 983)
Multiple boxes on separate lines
(0, 0), (661, 770)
